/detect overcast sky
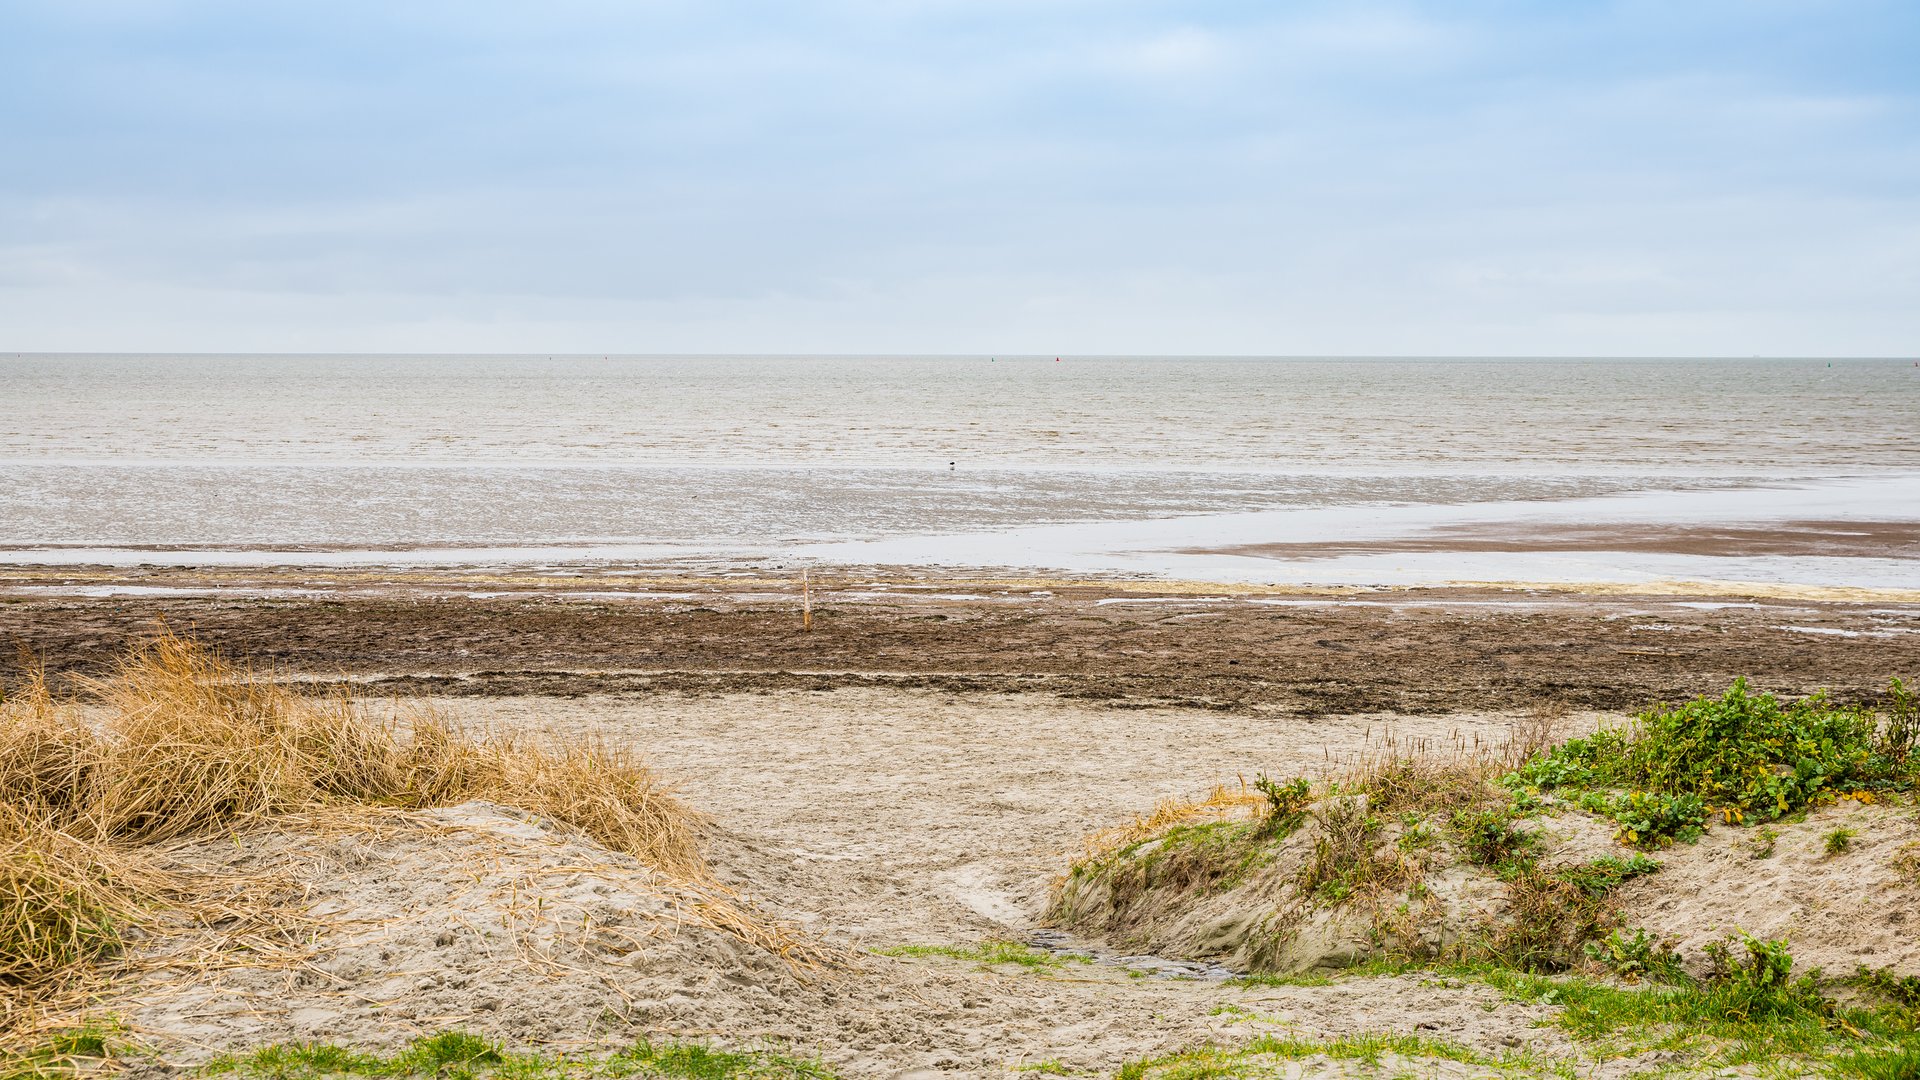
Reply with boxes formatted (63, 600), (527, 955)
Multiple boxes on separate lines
(3, 1), (1917, 355)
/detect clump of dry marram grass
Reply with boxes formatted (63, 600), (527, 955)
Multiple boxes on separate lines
(0, 805), (142, 986)
(0, 631), (748, 1049)
(4, 632), (702, 877)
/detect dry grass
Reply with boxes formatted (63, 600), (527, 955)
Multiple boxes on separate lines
(0, 806), (141, 989)
(1053, 722), (1577, 970)
(0, 631), (737, 1050)
(4, 632), (703, 879)
(1075, 779), (1266, 863)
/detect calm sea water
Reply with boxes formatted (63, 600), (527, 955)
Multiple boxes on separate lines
(2, 355), (1916, 553)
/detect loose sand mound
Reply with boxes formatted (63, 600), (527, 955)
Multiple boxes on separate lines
(119, 801), (800, 1055)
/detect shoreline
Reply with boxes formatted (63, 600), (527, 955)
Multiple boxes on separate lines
(5, 473), (1915, 592)
(4, 559), (1920, 605)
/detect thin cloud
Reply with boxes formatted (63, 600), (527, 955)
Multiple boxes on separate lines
(0, 1), (1915, 353)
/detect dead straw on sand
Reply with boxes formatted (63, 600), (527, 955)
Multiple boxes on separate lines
(0, 631), (825, 1052)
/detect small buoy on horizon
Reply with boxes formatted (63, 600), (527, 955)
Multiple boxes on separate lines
(948, 461), (956, 470)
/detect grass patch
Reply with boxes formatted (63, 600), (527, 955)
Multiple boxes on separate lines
(1, 1024), (118, 1080)
(1827, 1044), (1920, 1080)
(1160, 944), (1920, 1079)
(203, 1033), (840, 1079)
(0, 807), (142, 989)
(1472, 935), (1920, 1071)
(1074, 782), (1267, 866)
(875, 940), (1069, 970)
(1115, 1030), (1534, 1079)
(1053, 717), (1667, 976)
(1223, 955), (1422, 988)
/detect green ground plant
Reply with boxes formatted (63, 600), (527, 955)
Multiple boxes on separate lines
(201, 1032), (840, 1080)
(1825, 1044), (1920, 1080)
(875, 940), (1070, 970)
(1475, 964), (1900, 1066)
(1828, 827), (1860, 855)
(0, 1024), (116, 1080)
(1113, 1030), (1523, 1080)
(1700, 933), (1830, 1023)
(1849, 966), (1920, 1018)
(1252, 774), (1310, 834)
(1583, 928), (1685, 983)
(1508, 680), (1919, 843)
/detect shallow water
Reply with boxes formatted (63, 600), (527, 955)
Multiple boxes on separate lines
(3, 355), (1917, 578)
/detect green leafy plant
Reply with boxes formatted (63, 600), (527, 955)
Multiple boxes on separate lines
(1396, 817), (1438, 852)
(1507, 678), (1919, 849)
(1555, 854), (1662, 897)
(1507, 730), (1627, 791)
(1826, 827), (1858, 856)
(1609, 791), (1706, 848)
(1624, 681), (1884, 822)
(1584, 927), (1686, 983)
(1701, 933), (1830, 1022)
(1253, 774), (1311, 835)
(1748, 825), (1780, 860)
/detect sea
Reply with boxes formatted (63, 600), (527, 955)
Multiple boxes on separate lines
(3, 354), (1917, 586)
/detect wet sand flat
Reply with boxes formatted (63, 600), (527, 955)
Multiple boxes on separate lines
(2, 568), (1916, 714)
(1198, 518), (1920, 561)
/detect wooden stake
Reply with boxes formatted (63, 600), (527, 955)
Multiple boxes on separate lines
(802, 569), (812, 631)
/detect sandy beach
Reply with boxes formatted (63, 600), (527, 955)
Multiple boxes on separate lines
(4, 567), (1917, 1076)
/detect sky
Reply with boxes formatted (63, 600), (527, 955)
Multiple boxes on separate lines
(2, 1), (1917, 355)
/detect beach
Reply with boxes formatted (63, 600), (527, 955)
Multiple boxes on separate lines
(6, 356), (1920, 1076)
(4, 572), (1918, 1076)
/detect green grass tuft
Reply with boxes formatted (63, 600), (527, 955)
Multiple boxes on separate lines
(200, 1033), (838, 1080)
(1827, 1044), (1920, 1080)
(875, 939), (1074, 970)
